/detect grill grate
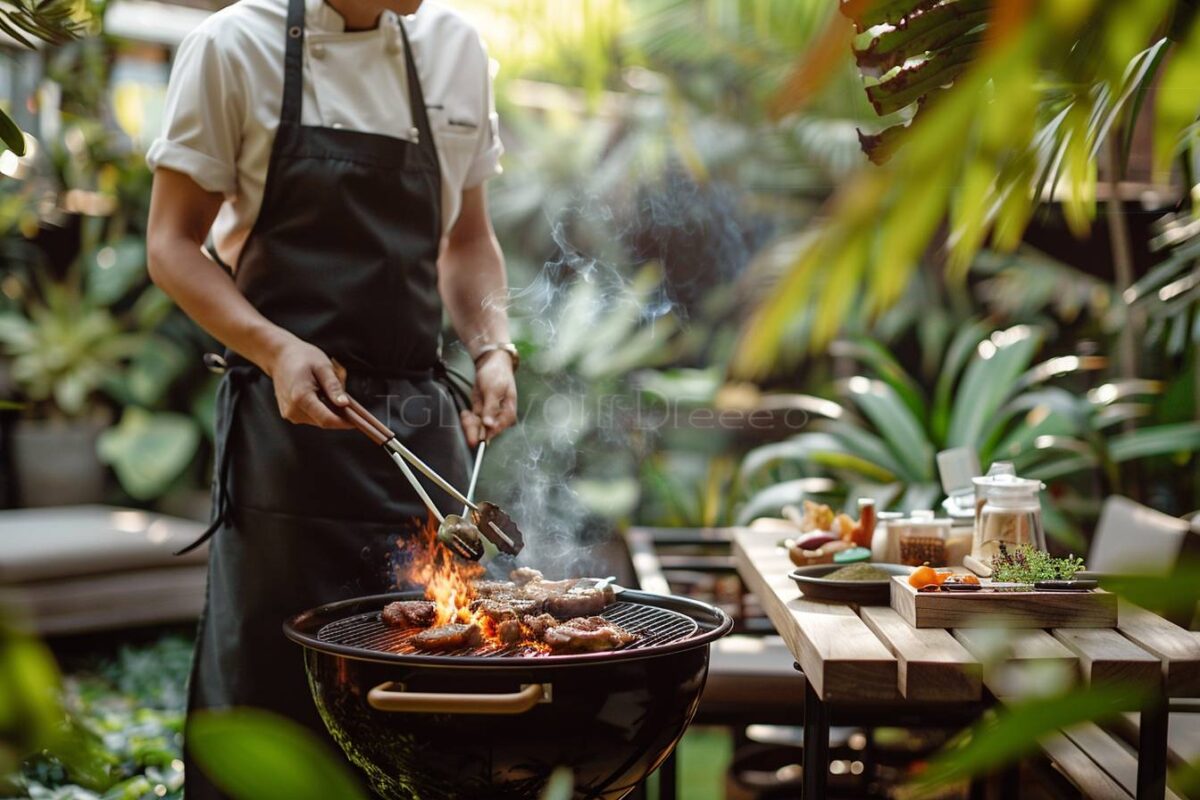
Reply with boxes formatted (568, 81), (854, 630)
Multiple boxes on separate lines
(316, 600), (700, 659)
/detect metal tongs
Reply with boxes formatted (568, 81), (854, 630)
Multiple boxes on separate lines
(334, 393), (524, 561)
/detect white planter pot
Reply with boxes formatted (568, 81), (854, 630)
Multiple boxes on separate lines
(10, 417), (110, 507)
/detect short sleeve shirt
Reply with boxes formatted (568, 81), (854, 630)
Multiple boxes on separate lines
(146, 0), (502, 268)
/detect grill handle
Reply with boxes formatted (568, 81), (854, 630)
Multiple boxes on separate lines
(367, 681), (547, 715)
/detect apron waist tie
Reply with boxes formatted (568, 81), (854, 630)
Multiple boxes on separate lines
(173, 352), (474, 556)
(175, 362), (252, 556)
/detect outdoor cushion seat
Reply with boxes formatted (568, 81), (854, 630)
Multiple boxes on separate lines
(0, 505), (208, 636)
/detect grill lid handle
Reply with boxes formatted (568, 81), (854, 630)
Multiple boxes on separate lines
(367, 682), (548, 715)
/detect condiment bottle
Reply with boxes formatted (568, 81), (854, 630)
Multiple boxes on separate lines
(870, 510), (905, 563)
(971, 472), (1046, 563)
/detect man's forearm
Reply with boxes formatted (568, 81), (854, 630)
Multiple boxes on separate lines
(147, 234), (293, 374)
(439, 231), (510, 358)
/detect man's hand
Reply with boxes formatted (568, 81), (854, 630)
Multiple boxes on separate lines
(266, 336), (352, 430)
(461, 351), (517, 447)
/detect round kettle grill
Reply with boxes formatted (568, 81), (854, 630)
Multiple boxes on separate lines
(285, 589), (732, 799)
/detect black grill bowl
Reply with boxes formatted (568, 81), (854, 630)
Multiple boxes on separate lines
(284, 590), (732, 800)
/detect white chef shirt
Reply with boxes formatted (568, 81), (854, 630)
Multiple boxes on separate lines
(146, 0), (502, 268)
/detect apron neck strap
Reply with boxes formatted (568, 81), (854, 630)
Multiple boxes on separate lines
(281, 0), (306, 125)
(397, 18), (435, 156)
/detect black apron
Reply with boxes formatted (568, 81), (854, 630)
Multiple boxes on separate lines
(183, 3), (469, 797)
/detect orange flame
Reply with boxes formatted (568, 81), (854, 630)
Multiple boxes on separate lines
(398, 517), (550, 652)
(402, 517), (484, 626)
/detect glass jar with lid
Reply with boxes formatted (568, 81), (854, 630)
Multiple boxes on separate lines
(895, 510), (953, 567)
(971, 472), (1046, 563)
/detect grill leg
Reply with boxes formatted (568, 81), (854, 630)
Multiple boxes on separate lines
(658, 751), (677, 800)
(804, 681), (830, 799)
(1137, 694), (1169, 800)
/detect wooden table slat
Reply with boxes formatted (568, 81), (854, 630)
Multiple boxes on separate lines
(733, 531), (897, 702)
(1061, 722), (1184, 800)
(1117, 601), (1200, 696)
(954, 628), (1079, 699)
(860, 606), (982, 702)
(1052, 628), (1164, 689)
(1040, 731), (1133, 800)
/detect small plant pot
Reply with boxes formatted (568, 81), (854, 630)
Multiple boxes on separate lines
(11, 415), (110, 507)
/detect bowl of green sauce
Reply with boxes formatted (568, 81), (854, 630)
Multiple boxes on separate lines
(788, 562), (914, 604)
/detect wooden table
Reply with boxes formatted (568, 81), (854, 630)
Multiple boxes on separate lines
(733, 528), (1200, 800)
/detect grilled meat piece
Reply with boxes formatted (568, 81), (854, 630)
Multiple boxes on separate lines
(543, 616), (635, 653)
(471, 599), (518, 624)
(543, 587), (610, 619)
(471, 575), (616, 621)
(496, 618), (524, 645)
(469, 597), (544, 619)
(522, 613), (559, 640)
(410, 623), (482, 652)
(474, 580), (519, 599)
(381, 600), (436, 628)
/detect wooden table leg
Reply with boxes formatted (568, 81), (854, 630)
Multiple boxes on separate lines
(804, 680), (830, 799)
(1137, 694), (1169, 800)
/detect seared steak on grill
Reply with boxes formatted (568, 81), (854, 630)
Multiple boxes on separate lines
(471, 571), (616, 620)
(382, 600), (436, 628)
(543, 617), (635, 653)
(411, 623), (483, 651)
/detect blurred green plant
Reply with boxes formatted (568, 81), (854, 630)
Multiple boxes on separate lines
(190, 709), (576, 800)
(737, 0), (1200, 368)
(189, 710), (367, 800)
(0, 219), (207, 500)
(14, 635), (189, 799)
(736, 324), (1200, 539)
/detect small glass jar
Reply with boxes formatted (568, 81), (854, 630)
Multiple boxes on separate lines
(895, 511), (953, 567)
(972, 474), (1046, 562)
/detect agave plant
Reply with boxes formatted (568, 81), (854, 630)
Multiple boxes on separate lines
(736, 323), (1200, 538)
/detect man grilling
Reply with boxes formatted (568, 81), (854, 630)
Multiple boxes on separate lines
(144, 0), (515, 795)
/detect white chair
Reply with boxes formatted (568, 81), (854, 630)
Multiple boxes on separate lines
(1086, 495), (1192, 576)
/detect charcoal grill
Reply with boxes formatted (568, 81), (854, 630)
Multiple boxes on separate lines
(316, 599), (700, 661)
(285, 589), (732, 799)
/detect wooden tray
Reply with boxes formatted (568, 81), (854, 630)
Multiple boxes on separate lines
(890, 577), (1117, 629)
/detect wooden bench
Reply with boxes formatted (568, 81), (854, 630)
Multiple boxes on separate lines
(0, 505), (208, 635)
